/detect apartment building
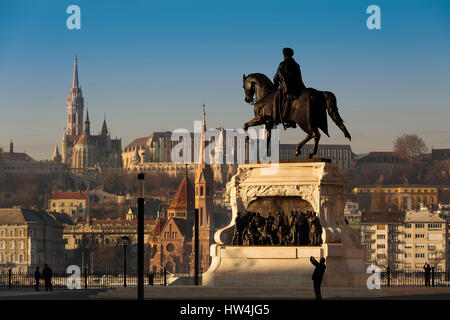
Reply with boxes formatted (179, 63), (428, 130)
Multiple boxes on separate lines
(361, 208), (447, 271)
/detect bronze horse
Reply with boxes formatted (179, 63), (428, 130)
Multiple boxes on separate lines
(242, 73), (351, 158)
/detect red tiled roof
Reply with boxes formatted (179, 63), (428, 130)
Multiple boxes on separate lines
(149, 218), (167, 238)
(2, 152), (35, 161)
(168, 177), (195, 211)
(51, 191), (88, 200)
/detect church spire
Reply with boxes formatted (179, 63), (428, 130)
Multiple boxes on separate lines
(101, 113), (108, 136)
(198, 104), (206, 167)
(84, 108), (90, 135)
(52, 145), (61, 162)
(72, 55), (79, 88)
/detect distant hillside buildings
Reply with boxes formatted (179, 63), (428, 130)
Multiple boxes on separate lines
(280, 144), (354, 170)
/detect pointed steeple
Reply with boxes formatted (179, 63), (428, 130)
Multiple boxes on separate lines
(72, 55), (79, 88)
(84, 108), (90, 135)
(52, 145), (61, 162)
(9, 139), (13, 154)
(198, 105), (206, 167)
(195, 105), (212, 182)
(101, 113), (108, 136)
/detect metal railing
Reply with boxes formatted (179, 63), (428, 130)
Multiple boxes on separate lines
(381, 268), (450, 287)
(0, 269), (182, 289)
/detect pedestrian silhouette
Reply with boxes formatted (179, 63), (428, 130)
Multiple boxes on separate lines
(310, 256), (326, 300)
(423, 263), (431, 287)
(34, 267), (41, 291)
(42, 264), (53, 292)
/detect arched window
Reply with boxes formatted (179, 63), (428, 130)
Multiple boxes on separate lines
(200, 186), (204, 196)
(9, 240), (15, 249)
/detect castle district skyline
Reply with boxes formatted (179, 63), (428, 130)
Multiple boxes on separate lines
(1, 0), (449, 161)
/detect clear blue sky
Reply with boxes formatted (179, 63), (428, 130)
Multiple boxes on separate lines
(0, 0), (449, 160)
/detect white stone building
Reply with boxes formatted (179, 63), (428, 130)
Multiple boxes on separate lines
(0, 208), (67, 272)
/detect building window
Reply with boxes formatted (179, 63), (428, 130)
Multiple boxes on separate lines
(18, 240), (24, 249)
(377, 244), (385, 249)
(415, 224), (424, 228)
(405, 253), (411, 258)
(428, 224), (442, 229)
(405, 224), (411, 229)
(0, 229), (4, 237)
(377, 235), (385, 240)
(415, 244), (425, 249)
(415, 253), (425, 258)
(9, 240), (14, 249)
(200, 208), (203, 226)
(405, 234), (411, 239)
(415, 234), (425, 239)
(10, 230), (14, 237)
(19, 229), (23, 237)
(0, 241), (4, 249)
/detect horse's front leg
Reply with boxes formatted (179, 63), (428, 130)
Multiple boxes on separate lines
(307, 130), (321, 159)
(243, 117), (261, 131)
(266, 124), (272, 156)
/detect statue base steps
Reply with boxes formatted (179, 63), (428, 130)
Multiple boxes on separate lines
(202, 244), (367, 288)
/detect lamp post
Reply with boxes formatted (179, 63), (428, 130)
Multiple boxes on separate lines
(120, 236), (130, 287)
(194, 208), (199, 286)
(137, 172), (145, 300)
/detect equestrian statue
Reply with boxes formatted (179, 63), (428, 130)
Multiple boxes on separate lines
(243, 48), (351, 158)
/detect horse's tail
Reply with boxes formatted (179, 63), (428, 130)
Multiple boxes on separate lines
(323, 91), (351, 141)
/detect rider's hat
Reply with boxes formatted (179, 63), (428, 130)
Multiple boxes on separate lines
(283, 48), (294, 58)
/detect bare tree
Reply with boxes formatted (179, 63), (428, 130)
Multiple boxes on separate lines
(428, 250), (445, 270)
(393, 134), (428, 162)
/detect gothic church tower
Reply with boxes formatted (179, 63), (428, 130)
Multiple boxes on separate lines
(67, 56), (84, 136)
(193, 106), (215, 272)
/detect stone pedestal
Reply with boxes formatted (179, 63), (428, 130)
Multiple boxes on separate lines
(203, 161), (366, 287)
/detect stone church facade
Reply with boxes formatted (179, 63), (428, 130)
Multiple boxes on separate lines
(56, 56), (122, 173)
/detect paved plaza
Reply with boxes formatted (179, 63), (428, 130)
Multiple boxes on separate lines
(2, 286), (450, 300)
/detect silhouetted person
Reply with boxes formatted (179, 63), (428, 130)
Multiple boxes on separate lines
(42, 264), (53, 292)
(149, 273), (154, 286)
(310, 256), (326, 300)
(34, 267), (41, 291)
(423, 263), (431, 287)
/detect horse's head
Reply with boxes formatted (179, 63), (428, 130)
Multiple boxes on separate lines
(242, 73), (275, 104)
(242, 74), (255, 103)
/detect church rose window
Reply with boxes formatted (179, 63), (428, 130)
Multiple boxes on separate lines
(166, 243), (175, 252)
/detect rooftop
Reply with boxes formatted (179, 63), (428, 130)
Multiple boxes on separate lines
(360, 210), (404, 224)
(404, 209), (446, 223)
(51, 191), (89, 200)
